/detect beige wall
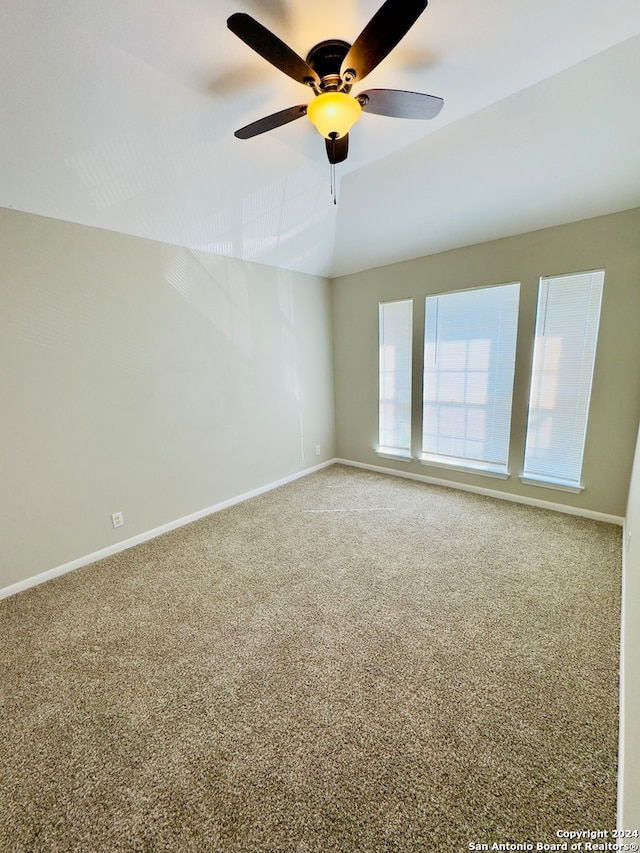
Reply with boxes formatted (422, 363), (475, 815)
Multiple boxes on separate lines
(0, 209), (335, 590)
(332, 208), (640, 518)
(621, 422), (640, 826)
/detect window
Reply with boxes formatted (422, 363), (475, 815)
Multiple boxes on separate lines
(421, 283), (520, 477)
(522, 270), (604, 492)
(378, 299), (413, 458)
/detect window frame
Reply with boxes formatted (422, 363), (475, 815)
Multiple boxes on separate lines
(377, 297), (414, 461)
(520, 269), (604, 493)
(420, 281), (521, 479)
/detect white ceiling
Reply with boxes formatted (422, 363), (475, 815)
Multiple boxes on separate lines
(1, 0), (639, 278)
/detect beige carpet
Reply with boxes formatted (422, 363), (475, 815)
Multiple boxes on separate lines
(0, 465), (621, 852)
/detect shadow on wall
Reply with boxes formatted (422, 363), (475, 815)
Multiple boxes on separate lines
(162, 248), (307, 460)
(163, 249), (253, 357)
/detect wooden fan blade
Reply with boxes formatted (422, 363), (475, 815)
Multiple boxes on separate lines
(326, 134), (349, 164)
(234, 104), (308, 139)
(227, 13), (320, 87)
(340, 0), (428, 83)
(358, 88), (443, 119)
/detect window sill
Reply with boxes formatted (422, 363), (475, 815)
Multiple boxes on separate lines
(519, 477), (584, 494)
(419, 456), (509, 480)
(376, 449), (413, 462)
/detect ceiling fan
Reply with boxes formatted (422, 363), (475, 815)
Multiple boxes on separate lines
(227, 0), (444, 167)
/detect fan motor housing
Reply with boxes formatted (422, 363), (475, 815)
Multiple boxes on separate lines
(306, 40), (353, 92)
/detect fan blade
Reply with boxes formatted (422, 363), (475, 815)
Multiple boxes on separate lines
(227, 13), (320, 87)
(341, 0), (428, 83)
(326, 134), (349, 164)
(358, 88), (443, 119)
(234, 104), (308, 139)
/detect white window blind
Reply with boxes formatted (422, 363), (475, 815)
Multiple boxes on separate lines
(378, 299), (413, 458)
(421, 283), (520, 476)
(522, 270), (604, 491)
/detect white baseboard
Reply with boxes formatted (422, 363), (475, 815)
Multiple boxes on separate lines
(335, 458), (625, 526)
(0, 460), (336, 601)
(1, 456), (624, 602)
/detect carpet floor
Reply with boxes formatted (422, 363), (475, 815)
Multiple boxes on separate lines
(0, 464), (622, 852)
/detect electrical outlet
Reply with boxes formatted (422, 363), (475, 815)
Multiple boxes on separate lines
(315, 445), (321, 456)
(111, 511), (124, 528)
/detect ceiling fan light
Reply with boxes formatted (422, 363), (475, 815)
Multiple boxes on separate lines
(306, 92), (361, 140)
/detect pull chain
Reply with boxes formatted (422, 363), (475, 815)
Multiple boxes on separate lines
(329, 134), (337, 205)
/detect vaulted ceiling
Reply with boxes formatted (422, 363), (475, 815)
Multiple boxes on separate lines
(2, 0), (639, 278)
